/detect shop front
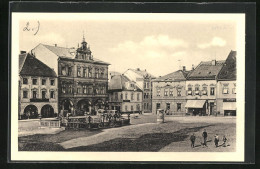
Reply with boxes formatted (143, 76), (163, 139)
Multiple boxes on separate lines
(185, 100), (206, 116)
(223, 99), (236, 116)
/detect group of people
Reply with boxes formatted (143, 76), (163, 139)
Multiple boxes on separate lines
(190, 129), (228, 148)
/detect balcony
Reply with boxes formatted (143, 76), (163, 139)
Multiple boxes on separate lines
(30, 98), (49, 102)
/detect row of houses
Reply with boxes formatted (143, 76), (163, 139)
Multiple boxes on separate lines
(18, 36), (236, 119)
(151, 50), (236, 116)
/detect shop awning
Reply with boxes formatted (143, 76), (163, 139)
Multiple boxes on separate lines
(223, 102), (236, 110)
(185, 100), (206, 108)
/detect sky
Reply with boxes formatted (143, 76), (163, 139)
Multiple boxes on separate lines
(19, 13), (238, 77)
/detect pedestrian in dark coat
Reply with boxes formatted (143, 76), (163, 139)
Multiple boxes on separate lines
(190, 133), (196, 148)
(202, 129), (208, 147)
(223, 135), (227, 147)
(214, 134), (219, 147)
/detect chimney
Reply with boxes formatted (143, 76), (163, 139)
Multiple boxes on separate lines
(136, 68), (140, 71)
(54, 44), (57, 47)
(192, 64), (195, 70)
(145, 69), (146, 72)
(20, 51), (26, 54)
(212, 60), (216, 66)
(182, 66), (186, 71)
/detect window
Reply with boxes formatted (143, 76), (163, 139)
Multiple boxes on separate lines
(32, 79), (37, 85)
(164, 89), (168, 96)
(232, 88), (236, 94)
(147, 103), (149, 110)
(77, 87), (81, 94)
(95, 68), (99, 78)
(131, 105), (134, 111)
(88, 86), (93, 94)
(166, 103), (170, 110)
(121, 93), (123, 100)
(131, 92), (134, 100)
(83, 85), (87, 94)
(125, 105), (128, 111)
(77, 67), (81, 77)
(195, 87), (200, 95)
(68, 67), (72, 76)
(100, 86), (105, 94)
(144, 82), (147, 89)
(187, 87), (192, 95)
(130, 84), (134, 88)
(156, 103), (160, 109)
(157, 89), (161, 96)
(61, 66), (67, 75)
(32, 91), (37, 98)
(68, 85), (73, 94)
(202, 87), (207, 95)
(125, 93), (128, 100)
(147, 82), (150, 89)
(100, 69), (104, 78)
(23, 78), (28, 84)
(95, 87), (99, 94)
(50, 79), (55, 86)
(50, 91), (55, 99)
(88, 68), (92, 77)
(144, 103), (146, 110)
(42, 79), (46, 85)
(169, 89), (173, 96)
(136, 104), (140, 111)
(23, 91), (28, 98)
(137, 93), (140, 101)
(177, 103), (181, 112)
(83, 68), (87, 77)
(62, 84), (66, 94)
(223, 86), (229, 94)
(115, 92), (118, 100)
(42, 91), (46, 99)
(210, 87), (215, 95)
(177, 88), (181, 96)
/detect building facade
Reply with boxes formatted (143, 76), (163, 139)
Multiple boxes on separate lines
(185, 60), (225, 115)
(216, 51), (237, 116)
(123, 68), (155, 113)
(108, 75), (142, 114)
(152, 67), (189, 115)
(19, 53), (58, 119)
(58, 37), (110, 116)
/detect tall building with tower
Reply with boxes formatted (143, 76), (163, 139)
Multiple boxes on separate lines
(31, 36), (110, 116)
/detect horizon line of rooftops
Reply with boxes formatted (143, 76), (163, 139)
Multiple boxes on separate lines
(19, 35), (236, 81)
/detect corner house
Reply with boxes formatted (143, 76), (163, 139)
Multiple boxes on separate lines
(108, 74), (143, 114)
(216, 51), (237, 116)
(185, 59), (225, 116)
(19, 52), (58, 119)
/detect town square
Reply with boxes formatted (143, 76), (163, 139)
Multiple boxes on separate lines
(16, 13), (239, 154)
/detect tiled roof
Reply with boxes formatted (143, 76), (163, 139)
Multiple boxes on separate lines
(108, 74), (141, 91)
(153, 70), (188, 82)
(19, 53), (27, 72)
(108, 75), (123, 90)
(128, 68), (156, 79)
(20, 53), (57, 77)
(187, 60), (225, 80)
(42, 44), (75, 58)
(217, 51), (236, 80)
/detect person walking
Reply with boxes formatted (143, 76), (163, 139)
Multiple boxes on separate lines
(223, 135), (227, 147)
(214, 134), (219, 147)
(190, 133), (196, 148)
(202, 129), (208, 147)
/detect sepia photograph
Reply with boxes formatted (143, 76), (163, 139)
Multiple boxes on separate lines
(11, 12), (245, 162)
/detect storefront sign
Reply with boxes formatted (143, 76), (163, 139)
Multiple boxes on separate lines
(223, 98), (236, 102)
(123, 100), (130, 102)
